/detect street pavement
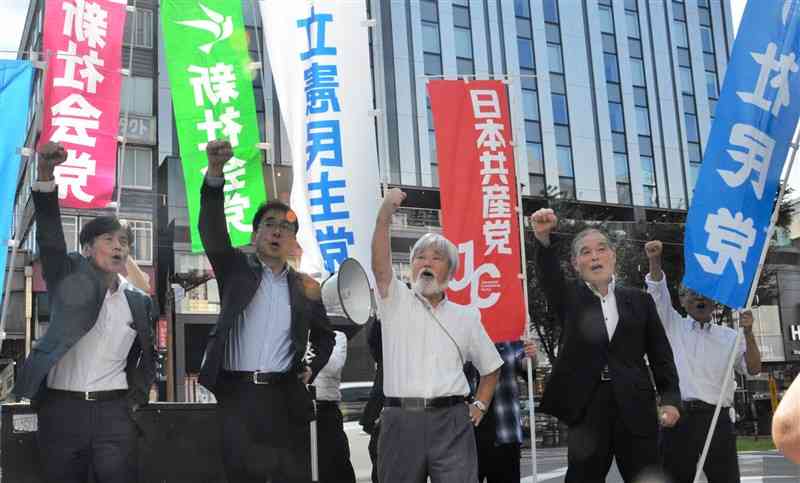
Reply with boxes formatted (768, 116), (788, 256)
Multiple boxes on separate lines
(520, 447), (800, 482)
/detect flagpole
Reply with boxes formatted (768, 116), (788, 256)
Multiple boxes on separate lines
(505, 77), (538, 483)
(692, 129), (800, 483)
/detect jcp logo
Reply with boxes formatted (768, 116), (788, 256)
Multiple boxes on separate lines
(449, 241), (501, 309)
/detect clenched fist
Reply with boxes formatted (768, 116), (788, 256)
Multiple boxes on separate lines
(529, 208), (557, 244)
(645, 240), (663, 260)
(37, 142), (68, 182)
(206, 140), (233, 177)
(381, 188), (406, 214)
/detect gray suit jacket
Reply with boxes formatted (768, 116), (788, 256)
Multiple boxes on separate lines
(11, 189), (156, 409)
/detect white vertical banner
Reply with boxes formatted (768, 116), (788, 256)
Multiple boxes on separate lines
(260, 0), (381, 280)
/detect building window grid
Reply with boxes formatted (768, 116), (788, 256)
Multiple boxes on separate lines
(546, 3), (575, 199)
(454, 3), (475, 76)
(123, 8), (154, 49)
(601, 1), (632, 205)
(516, 4), (546, 196)
(674, 0), (703, 188)
(626, 3), (657, 207)
(698, 1), (719, 119)
(421, 1), (442, 185)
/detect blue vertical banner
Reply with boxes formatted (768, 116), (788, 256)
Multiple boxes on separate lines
(0, 60), (34, 296)
(683, 1), (800, 309)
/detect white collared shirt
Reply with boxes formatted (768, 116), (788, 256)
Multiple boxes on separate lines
(586, 277), (619, 340)
(315, 331), (347, 401)
(47, 275), (138, 392)
(646, 272), (747, 406)
(378, 274), (503, 399)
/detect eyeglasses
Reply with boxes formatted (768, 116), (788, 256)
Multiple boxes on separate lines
(260, 220), (296, 234)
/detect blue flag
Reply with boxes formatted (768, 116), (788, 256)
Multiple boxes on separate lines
(683, 1), (800, 309)
(0, 60), (34, 297)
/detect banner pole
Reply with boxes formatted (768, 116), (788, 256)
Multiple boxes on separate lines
(506, 77), (538, 483)
(115, 1), (138, 218)
(692, 128), (800, 483)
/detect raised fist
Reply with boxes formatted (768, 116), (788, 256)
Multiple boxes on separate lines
(530, 208), (557, 239)
(206, 140), (233, 177)
(37, 142), (68, 182)
(645, 240), (663, 260)
(382, 188), (406, 213)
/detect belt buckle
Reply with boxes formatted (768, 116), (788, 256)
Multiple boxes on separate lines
(252, 371), (270, 385)
(600, 369), (611, 382)
(84, 391), (97, 401)
(402, 398), (425, 411)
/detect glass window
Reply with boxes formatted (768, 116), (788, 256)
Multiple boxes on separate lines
(527, 143), (544, 173)
(683, 93), (696, 114)
(631, 58), (645, 86)
(680, 66), (694, 94)
(548, 44), (563, 73)
(516, 18), (533, 38)
(607, 83), (622, 103)
(525, 120), (542, 143)
(628, 38), (642, 58)
(424, 53), (442, 75)
(602, 33), (617, 54)
(546, 24), (561, 44)
(124, 220), (153, 263)
(457, 58), (474, 75)
(527, 142), (544, 173)
(625, 0), (639, 11)
(704, 52), (717, 72)
(62, 215), (78, 253)
(617, 183), (632, 204)
(455, 27), (473, 58)
(609, 102), (625, 132)
(685, 113), (699, 142)
(123, 8), (154, 48)
(674, 22), (689, 48)
(699, 8), (712, 27)
(615, 153), (630, 182)
(120, 77), (153, 115)
(520, 68), (537, 90)
(634, 86), (648, 106)
(544, 0), (559, 23)
(552, 94), (569, 124)
(517, 38), (535, 69)
(688, 141), (702, 162)
(636, 106), (650, 135)
(672, 1), (686, 21)
(677, 47), (691, 67)
(422, 23), (441, 53)
(121, 146), (153, 189)
(700, 26), (714, 53)
(698, 0), (710, 9)
(626, 11), (640, 38)
(709, 98), (718, 117)
(643, 185), (657, 206)
(560, 177), (576, 199)
(557, 147), (574, 176)
(555, 125), (571, 146)
(639, 135), (653, 156)
(550, 73), (566, 94)
(529, 174), (546, 196)
(420, 1), (438, 22)
(599, 5), (614, 34)
(514, 0), (530, 18)
(640, 156), (655, 184)
(613, 132), (627, 153)
(689, 160), (701, 188)
(522, 90), (540, 120)
(604, 53), (620, 83)
(453, 6), (470, 28)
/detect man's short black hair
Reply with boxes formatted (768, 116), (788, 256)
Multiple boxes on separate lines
(79, 216), (134, 249)
(252, 201), (299, 234)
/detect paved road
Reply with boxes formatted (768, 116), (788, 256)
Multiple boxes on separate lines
(519, 447), (800, 482)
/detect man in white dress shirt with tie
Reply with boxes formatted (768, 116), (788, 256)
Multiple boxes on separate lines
(645, 240), (762, 482)
(371, 187), (502, 483)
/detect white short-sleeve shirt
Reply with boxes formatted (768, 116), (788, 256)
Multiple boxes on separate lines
(378, 275), (503, 398)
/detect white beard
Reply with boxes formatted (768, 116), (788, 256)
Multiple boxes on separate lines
(413, 275), (447, 297)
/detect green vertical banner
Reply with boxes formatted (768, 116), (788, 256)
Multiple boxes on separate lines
(161, 1), (266, 252)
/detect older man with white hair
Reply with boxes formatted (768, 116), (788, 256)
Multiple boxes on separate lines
(371, 188), (502, 483)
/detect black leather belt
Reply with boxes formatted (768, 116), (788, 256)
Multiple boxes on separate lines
(316, 400), (339, 409)
(683, 400), (729, 413)
(47, 388), (127, 402)
(600, 365), (612, 382)
(384, 396), (465, 411)
(222, 370), (295, 385)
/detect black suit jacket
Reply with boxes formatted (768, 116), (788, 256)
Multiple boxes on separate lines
(197, 180), (334, 393)
(12, 190), (156, 409)
(534, 239), (680, 436)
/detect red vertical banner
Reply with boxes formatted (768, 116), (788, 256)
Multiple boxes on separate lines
(428, 80), (525, 342)
(39, 0), (127, 209)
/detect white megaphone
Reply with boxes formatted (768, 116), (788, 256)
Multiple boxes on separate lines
(320, 258), (375, 326)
